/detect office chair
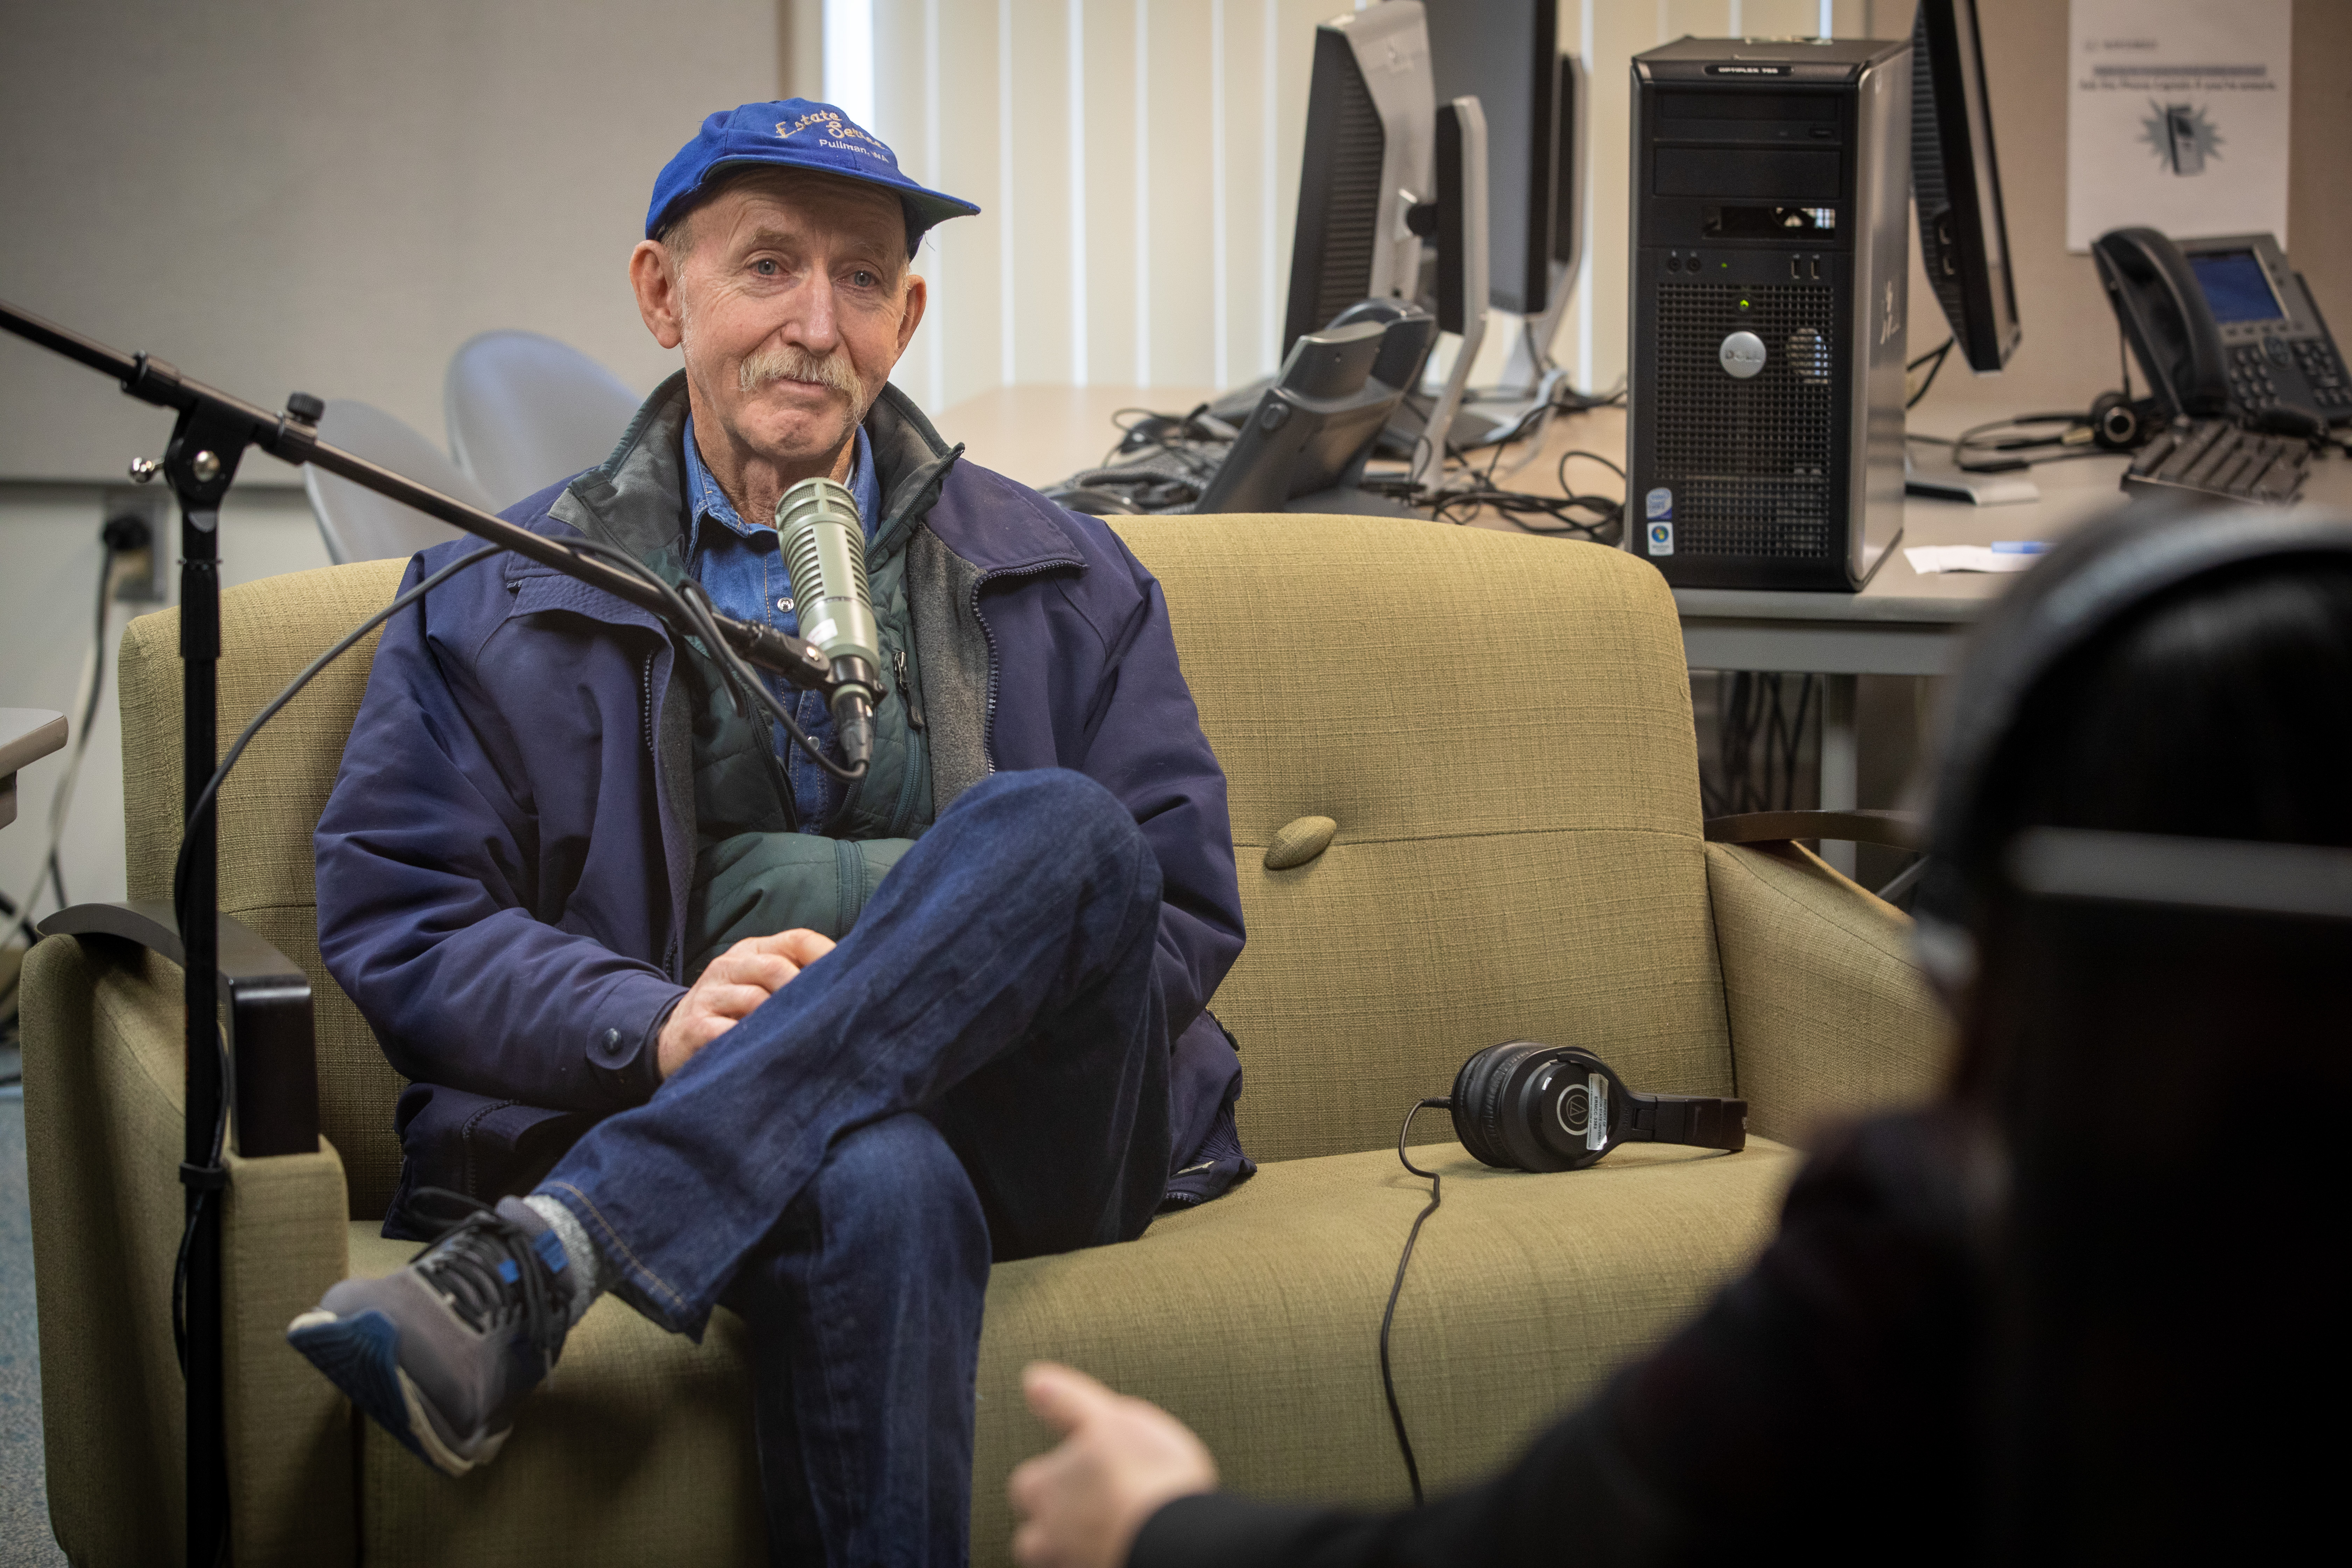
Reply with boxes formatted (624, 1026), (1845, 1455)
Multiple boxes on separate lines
(445, 330), (642, 508)
(300, 401), (486, 566)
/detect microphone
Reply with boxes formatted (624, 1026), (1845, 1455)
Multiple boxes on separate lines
(775, 475), (881, 771)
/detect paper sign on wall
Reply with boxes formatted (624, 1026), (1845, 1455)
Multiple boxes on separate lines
(2065, 0), (2291, 253)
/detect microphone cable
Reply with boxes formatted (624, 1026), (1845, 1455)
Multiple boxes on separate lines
(543, 530), (866, 783)
(1379, 1094), (1453, 1508)
(669, 570), (869, 785)
(168, 544), (503, 934)
(167, 539), (502, 1372)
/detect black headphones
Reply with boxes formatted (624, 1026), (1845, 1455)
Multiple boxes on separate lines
(1910, 502), (2352, 999)
(2086, 390), (2165, 451)
(1448, 1041), (1746, 1172)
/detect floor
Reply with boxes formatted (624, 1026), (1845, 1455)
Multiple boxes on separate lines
(1, 1063), (70, 1567)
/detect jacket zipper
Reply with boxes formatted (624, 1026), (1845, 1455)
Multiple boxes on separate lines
(641, 646), (686, 978)
(639, 649), (657, 752)
(886, 645), (924, 836)
(971, 559), (1081, 776)
(895, 646), (924, 730)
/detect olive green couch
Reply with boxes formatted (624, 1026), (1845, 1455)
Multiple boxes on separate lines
(21, 515), (1944, 1565)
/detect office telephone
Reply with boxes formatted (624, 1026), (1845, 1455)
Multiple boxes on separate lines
(2092, 227), (2348, 435)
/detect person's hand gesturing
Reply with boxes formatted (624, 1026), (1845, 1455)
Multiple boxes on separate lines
(1009, 1362), (1217, 1568)
(656, 929), (835, 1079)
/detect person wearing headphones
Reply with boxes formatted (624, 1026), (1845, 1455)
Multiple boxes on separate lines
(1006, 500), (2352, 1567)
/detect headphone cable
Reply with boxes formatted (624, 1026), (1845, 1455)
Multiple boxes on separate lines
(1380, 1095), (1453, 1507)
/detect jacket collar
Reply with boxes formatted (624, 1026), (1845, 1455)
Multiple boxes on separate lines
(542, 371), (1081, 588)
(870, 385), (1087, 578)
(865, 385), (965, 562)
(545, 370), (694, 572)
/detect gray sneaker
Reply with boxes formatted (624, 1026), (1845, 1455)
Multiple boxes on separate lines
(287, 1195), (576, 1476)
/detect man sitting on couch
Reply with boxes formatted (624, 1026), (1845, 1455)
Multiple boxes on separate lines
(287, 99), (1248, 1562)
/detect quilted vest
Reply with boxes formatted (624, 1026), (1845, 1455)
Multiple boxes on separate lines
(644, 487), (936, 978)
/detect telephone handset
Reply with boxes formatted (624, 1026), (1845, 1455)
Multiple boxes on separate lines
(2093, 227), (2228, 419)
(2092, 227), (2349, 435)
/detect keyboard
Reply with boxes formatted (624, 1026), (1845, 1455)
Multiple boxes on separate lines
(2123, 418), (2313, 506)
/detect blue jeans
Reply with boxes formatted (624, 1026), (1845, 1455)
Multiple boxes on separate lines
(537, 769), (1175, 1565)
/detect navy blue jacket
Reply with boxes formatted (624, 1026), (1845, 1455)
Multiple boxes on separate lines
(315, 377), (1248, 1233)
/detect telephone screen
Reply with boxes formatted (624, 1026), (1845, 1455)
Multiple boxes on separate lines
(2189, 251), (2284, 323)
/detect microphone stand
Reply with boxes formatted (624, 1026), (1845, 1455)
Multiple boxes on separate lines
(0, 298), (842, 1568)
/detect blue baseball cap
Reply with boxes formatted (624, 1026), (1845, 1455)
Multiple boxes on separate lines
(646, 99), (980, 251)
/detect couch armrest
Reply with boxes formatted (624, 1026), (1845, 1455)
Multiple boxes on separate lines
(1703, 840), (1953, 1145)
(1703, 808), (1922, 849)
(222, 1141), (355, 1568)
(20, 931), (355, 1568)
(22, 934), (200, 1564)
(38, 900), (318, 1156)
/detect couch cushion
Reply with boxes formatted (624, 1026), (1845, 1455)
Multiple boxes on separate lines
(347, 1134), (1799, 1565)
(1111, 518), (1731, 1160)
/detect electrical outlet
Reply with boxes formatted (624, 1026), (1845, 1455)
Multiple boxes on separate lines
(100, 486), (173, 604)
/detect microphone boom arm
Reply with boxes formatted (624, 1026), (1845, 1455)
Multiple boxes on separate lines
(0, 297), (837, 693)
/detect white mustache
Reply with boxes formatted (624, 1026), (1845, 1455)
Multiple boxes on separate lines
(737, 344), (863, 400)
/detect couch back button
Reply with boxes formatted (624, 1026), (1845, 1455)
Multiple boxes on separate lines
(1265, 815), (1339, 870)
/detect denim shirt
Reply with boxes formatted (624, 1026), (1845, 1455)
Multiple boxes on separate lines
(681, 412), (883, 827)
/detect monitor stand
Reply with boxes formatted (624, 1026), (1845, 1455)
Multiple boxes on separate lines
(1903, 444), (2040, 505)
(1375, 396), (1512, 460)
(1449, 266), (1586, 453)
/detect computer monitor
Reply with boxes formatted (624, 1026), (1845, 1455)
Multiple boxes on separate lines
(1279, 2), (1435, 360)
(1422, 0), (1569, 319)
(1547, 53), (1586, 310)
(1911, 0), (2020, 373)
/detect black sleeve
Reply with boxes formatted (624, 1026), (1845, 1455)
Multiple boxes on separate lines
(1129, 1112), (1978, 1568)
(1129, 1401), (1687, 1568)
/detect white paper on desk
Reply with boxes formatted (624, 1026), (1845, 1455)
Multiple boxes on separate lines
(1905, 546), (2042, 575)
(2065, 0), (2292, 252)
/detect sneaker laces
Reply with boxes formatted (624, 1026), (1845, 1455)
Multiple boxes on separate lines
(408, 1190), (568, 1364)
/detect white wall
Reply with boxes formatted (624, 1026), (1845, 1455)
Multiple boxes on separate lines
(0, 485), (325, 918)
(0, 0), (778, 927)
(0, 0), (778, 484)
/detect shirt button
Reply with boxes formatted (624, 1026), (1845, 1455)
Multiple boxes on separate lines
(776, 596), (794, 611)
(600, 1027), (622, 1051)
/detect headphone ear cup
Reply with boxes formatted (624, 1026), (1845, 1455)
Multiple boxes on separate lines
(1449, 1045), (1504, 1167)
(1451, 1042), (1539, 1170)
(2090, 391), (2159, 451)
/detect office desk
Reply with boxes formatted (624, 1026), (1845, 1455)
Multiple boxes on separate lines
(930, 387), (2160, 656)
(934, 385), (2352, 871)
(933, 385), (1220, 486)
(1504, 406), (2352, 866)
(1, 708), (67, 831)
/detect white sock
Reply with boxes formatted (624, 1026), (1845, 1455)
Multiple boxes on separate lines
(522, 1193), (606, 1325)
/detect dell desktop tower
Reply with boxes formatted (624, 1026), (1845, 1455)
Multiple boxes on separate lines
(1627, 37), (1910, 591)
